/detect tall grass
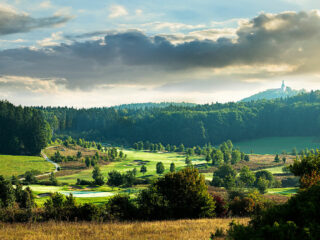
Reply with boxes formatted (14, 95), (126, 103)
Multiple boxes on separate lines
(0, 218), (249, 240)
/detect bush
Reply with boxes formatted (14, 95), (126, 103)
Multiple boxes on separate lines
(211, 194), (228, 217)
(76, 178), (92, 185)
(228, 190), (273, 217)
(137, 167), (216, 219)
(228, 184), (320, 239)
(105, 194), (137, 220)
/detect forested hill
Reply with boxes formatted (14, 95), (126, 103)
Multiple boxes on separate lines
(38, 91), (320, 147)
(240, 86), (305, 102)
(0, 101), (51, 155)
(113, 102), (197, 110)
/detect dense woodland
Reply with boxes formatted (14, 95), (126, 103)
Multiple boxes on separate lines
(38, 91), (320, 146)
(0, 101), (51, 155)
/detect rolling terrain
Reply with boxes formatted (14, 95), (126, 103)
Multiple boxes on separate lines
(0, 154), (55, 178)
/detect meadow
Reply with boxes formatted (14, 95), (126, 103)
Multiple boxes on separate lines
(29, 146), (297, 205)
(54, 149), (207, 184)
(0, 155), (54, 178)
(234, 136), (320, 154)
(0, 218), (249, 240)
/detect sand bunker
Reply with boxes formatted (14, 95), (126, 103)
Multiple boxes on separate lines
(60, 191), (114, 198)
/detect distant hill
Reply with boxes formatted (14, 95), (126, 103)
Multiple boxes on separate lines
(240, 81), (306, 102)
(112, 102), (197, 110)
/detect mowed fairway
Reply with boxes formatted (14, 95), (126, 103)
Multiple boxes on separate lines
(56, 149), (206, 184)
(0, 155), (54, 178)
(234, 136), (320, 154)
(0, 218), (249, 240)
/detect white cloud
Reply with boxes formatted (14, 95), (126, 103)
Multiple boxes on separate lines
(0, 75), (63, 93)
(108, 5), (128, 19)
(0, 3), (17, 13)
(135, 9), (143, 16)
(37, 31), (63, 47)
(142, 22), (205, 32)
(39, 1), (53, 9)
(0, 38), (25, 43)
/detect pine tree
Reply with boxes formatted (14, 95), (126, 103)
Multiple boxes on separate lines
(156, 162), (165, 174)
(92, 166), (104, 186)
(170, 162), (176, 172)
(140, 165), (147, 175)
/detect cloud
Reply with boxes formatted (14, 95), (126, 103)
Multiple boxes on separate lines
(37, 31), (64, 46)
(39, 1), (53, 9)
(0, 5), (71, 35)
(1, 10), (320, 91)
(135, 9), (143, 16)
(141, 22), (206, 32)
(108, 5), (128, 18)
(0, 75), (63, 93)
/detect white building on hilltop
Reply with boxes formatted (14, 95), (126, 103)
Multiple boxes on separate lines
(281, 81), (286, 92)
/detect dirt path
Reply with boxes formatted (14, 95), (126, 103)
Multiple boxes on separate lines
(19, 149), (60, 180)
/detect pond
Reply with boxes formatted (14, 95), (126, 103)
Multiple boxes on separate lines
(60, 191), (115, 198)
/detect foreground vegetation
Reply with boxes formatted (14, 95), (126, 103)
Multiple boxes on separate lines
(0, 218), (249, 240)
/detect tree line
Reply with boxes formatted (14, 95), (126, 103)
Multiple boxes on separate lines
(37, 91), (320, 147)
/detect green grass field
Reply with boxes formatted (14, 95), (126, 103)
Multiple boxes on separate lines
(56, 149), (207, 184)
(255, 165), (288, 174)
(0, 155), (55, 178)
(267, 187), (298, 196)
(234, 136), (320, 154)
(28, 184), (146, 205)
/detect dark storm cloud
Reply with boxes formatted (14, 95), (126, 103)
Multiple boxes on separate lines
(1, 11), (320, 89)
(0, 8), (71, 35)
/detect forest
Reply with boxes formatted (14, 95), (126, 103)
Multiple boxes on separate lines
(38, 90), (320, 146)
(0, 101), (51, 155)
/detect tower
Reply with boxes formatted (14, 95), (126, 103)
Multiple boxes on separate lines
(281, 81), (286, 92)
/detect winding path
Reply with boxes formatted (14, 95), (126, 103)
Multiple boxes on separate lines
(19, 149), (60, 180)
(39, 151), (60, 176)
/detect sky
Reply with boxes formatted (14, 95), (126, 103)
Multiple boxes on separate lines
(1, 0), (320, 107)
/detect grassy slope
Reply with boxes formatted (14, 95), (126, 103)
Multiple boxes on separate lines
(0, 155), (54, 178)
(56, 149), (206, 184)
(267, 187), (298, 196)
(0, 218), (249, 240)
(234, 136), (320, 154)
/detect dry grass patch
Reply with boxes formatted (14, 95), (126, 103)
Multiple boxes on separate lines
(44, 145), (105, 159)
(232, 154), (295, 171)
(0, 218), (249, 240)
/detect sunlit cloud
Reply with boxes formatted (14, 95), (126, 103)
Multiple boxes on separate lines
(108, 5), (128, 18)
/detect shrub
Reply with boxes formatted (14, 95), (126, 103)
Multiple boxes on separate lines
(211, 194), (228, 217)
(105, 194), (137, 220)
(228, 185), (320, 239)
(137, 167), (216, 219)
(76, 178), (92, 185)
(228, 190), (272, 217)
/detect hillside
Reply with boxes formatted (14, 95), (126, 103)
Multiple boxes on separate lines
(240, 82), (305, 102)
(38, 90), (320, 147)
